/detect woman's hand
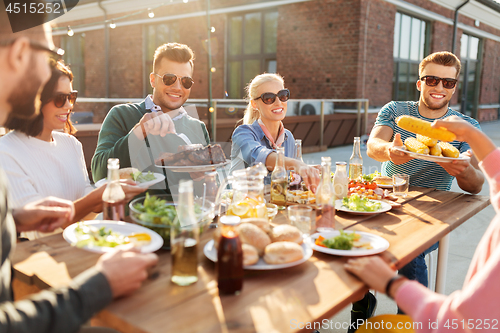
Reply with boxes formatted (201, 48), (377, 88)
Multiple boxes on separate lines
(293, 161), (320, 193)
(344, 256), (396, 293)
(120, 180), (147, 202)
(432, 116), (476, 142)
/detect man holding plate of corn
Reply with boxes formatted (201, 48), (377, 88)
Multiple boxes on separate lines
(346, 51), (485, 330)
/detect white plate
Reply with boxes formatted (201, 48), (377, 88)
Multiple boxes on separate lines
(95, 173), (165, 188)
(335, 199), (392, 215)
(203, 239), (313, 270)
(393, 147), (470, 163)
(63, 220), (164, 253)
(311, 230), (390, 256)
(375, 183), (393, 189)
(155, 160), (230, 172)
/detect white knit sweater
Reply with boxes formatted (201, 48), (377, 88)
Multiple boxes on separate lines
(0, 131), (94, 238)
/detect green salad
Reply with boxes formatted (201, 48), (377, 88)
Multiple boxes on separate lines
(132, 171), (156, 183)
(321, 230), (360, 250)
(361, 171), (381, 182)
(73, 223), (128, 248)
(342, 194), (382, 212)
(132, 193), (202, 225)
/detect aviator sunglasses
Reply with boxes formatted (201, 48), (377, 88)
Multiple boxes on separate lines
(155, 73), (194, 89)
(254, 89), (290, 105)
(51, 91), (78, 108)
(420, 75), (458, 89)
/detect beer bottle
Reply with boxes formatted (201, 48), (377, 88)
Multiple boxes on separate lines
(349, 137), (363, 180)
(217, 215), (243, 295)
(270, 147), (287, 209)
(102, 158), (126, 221)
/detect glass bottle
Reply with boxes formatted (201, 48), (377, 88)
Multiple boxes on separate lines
(217, 215), (243, 295)
(171, 180), (199, 286)
(204, 171), (218, 205)
(295, 139), (304, 162)
(270, 147), (287, 209)
(315, 156), (335, 230)
(349, 137), (363, 180)
(102, 158), (126, 221)
(333, 162), (348, 201)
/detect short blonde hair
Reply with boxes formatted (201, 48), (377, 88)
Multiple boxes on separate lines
(419, 51), (461, 79)
(243, 73), (285, 125)
(153, 43), (195, 73)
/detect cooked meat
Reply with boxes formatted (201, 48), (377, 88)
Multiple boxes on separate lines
(178, 144), (203, 153)
(155, 144), (226, 166)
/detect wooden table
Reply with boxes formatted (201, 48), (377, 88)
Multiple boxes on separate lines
(12, 187), (490, 333)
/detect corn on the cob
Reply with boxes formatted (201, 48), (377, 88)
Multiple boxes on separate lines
(396, 115), (456, 142)
(416, 134), (438, 147)
(438, 142), (459, 158)
(404, 137), (430, 155)
(429, 144), (442, 156)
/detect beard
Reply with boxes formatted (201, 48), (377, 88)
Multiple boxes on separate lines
(421, 94), (451, 111)
(6, 55), (44, 120)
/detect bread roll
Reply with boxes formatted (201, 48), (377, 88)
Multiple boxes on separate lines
(236, 223), (271, 256)
(373, 176), (392, 186)
(118, 167), (140, 180)
(242, 244), (259, 266)
(271, 225), (303, 244)
(263, 241), (304, 265)
(241, 218), (271, 234)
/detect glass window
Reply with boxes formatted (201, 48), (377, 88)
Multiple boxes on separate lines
(392, 12), (428, 101)
(227, 10), (278, 98)
(458, 33), (481, 118)
(61, 33), (85, 96)
(144, 22), (179, 94)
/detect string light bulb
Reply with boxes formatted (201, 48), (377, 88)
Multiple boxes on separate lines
(67, 26), (74, 36)
(211, 67), (216, 73)
(211, 26), (215, 33)
(183, 0), (188, 3)
(109, 20), (116, 29)
(209, 107), (214, 113)
(148, 9), (155, 18)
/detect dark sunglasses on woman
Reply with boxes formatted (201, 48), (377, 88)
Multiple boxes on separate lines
(155, 73), (194, 89)
(254, 89), (290, 105)
(52, 91), (78, 108)
(420, 75), (458, 89)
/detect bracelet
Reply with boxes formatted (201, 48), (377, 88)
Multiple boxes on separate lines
(385, 275), (405, 299)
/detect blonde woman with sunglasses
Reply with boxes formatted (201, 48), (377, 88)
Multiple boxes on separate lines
(0, 60), (145, 240)
(230, 73), (320, 192)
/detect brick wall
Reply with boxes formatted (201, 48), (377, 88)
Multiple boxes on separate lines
(52, 0), (500, 122)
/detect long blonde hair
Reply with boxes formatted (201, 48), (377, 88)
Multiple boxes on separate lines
(243, 73), (285, 125)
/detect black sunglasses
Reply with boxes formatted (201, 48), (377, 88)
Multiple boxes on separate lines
(254, 89), (290, 105)
(0, 39), (64, 62)
(51, 91), (78, 108)
(420, 75), (458, 89)
(155, 73), (194, 89)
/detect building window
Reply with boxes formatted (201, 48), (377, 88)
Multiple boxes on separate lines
(61, 33), (85, 96)
(393, 12), (428, 101)
(458, 33), (481, 118)
(227, 10), (278, 99)
(144, 23), (180, 95)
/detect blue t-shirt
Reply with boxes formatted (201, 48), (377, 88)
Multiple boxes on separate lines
(375, 101), (481, 191)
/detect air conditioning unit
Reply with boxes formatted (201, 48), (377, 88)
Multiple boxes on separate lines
(286, 100), (334, 116)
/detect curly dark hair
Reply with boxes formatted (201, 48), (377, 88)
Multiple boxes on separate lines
(5, 59), (77, 136)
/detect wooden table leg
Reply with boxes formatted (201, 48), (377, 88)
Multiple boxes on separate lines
(435, 234), (450, 294)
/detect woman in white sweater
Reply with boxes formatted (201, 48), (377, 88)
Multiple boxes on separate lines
(0, 60), (144, 239)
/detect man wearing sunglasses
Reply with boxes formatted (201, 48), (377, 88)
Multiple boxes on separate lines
(0, 3), (157, 332)
(91, 42), (210, 195)
(348, 51), (485, 331)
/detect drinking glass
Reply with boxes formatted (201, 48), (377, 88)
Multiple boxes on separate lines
(171, 223), (199, 286)
(287, 205), (313, 237)
(392, 174), (410, 197)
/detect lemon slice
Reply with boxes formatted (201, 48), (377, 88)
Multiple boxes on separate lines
(126, 233), (152, 247)
(254, 203), (267, 218)
(229, 202), (251, 217)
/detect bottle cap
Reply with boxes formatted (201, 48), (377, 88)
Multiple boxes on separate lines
(179, 179), (194, 193)
(220, 215), (241, 226)
(107, 158), (119, 169)
(336, 161), (347, 165)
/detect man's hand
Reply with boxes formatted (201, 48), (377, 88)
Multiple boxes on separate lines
(12, 197), (75, 232)
(388, 133), (413, 165)
(344, 256), (396, 293)
(436, 150), (472, 177)
(132, 111), (176, 140)
(96, 244), (159, 298)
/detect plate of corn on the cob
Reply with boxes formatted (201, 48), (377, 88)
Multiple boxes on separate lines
(394, 115), (470, 163)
